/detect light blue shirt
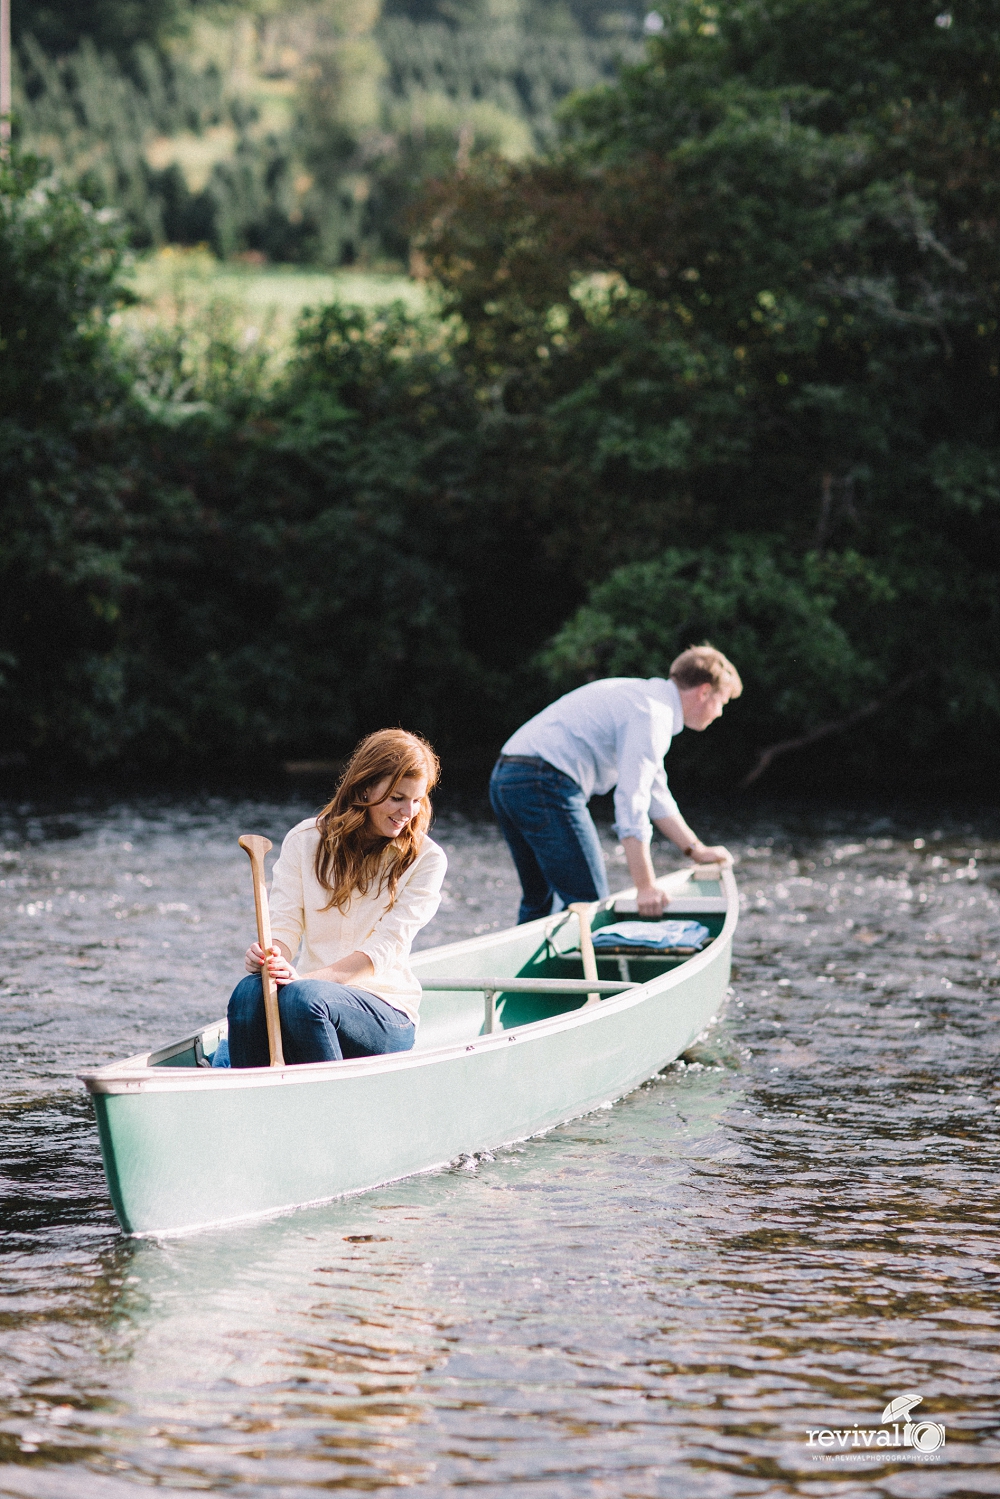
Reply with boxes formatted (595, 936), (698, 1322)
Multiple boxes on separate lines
(502, 677), (685, 843)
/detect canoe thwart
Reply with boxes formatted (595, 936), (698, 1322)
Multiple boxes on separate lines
(419, 978), (636, 994)
(420, 974), (636, 1036)
(613, 896), (726, 915)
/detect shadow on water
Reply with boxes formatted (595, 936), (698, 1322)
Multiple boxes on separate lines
(0, 1094), (114, 1241)
(1, 794), (1000, 1494)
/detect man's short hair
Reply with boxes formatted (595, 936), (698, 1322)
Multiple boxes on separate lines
(669, 644), (743, 698)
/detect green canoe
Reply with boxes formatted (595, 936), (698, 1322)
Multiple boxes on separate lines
(79, 867), (738, 1236)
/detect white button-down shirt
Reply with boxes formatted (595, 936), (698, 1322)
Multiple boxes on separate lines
(268, 820), (447, 1022)
(502, 677), (685, 843)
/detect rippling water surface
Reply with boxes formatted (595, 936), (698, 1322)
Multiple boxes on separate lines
(1, 794), (999, 1497)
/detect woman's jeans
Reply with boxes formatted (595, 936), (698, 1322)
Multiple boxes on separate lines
(489, 756), (609, 924)
(227, 975), (415, 1068)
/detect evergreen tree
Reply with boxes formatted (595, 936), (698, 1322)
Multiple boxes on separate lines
(12, 0), (184, 61)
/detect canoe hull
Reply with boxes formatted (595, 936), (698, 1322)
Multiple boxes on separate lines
(83, 870), (737, 1236)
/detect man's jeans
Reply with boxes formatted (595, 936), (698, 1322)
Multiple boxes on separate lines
(227, 975), (415, 1067)
(489, 757), (609, 924)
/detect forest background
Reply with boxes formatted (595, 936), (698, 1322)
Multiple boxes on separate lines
(2, 0), (998, 795)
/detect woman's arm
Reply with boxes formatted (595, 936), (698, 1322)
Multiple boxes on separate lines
(252, 840), (445, 988)
(266, 828), (308, 963)
(249, 941), (375, 988)
(307, 951), (375, 984)
(359, 845), (447, 977)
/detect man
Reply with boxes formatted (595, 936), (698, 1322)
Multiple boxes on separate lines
(490, 645), (741, 923)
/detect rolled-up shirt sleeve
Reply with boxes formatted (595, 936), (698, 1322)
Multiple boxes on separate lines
(268, 832), (307, 958)
(359, 846), (447, 978)
(613, 709), (677, 842)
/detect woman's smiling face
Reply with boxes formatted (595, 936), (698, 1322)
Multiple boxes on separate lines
(364, 773), (428, 840)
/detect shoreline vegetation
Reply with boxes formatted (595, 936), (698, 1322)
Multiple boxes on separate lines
(1, 1), (998, 794)
(117, 247), (429, 370)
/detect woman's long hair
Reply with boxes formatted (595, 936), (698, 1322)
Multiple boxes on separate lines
(313, 730), (440, 912)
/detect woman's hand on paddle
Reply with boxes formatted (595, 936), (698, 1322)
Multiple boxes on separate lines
(245, 942), (300, 986)
(264, 947), (299, 986)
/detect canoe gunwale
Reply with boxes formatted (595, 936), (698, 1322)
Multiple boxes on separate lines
(79, 867), (738, 1098)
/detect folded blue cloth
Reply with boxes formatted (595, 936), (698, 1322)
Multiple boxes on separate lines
(210, 1037), (231, 1068)
(592, 920), (711, 951)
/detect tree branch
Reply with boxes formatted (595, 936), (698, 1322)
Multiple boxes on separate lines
(739, 671), (928, 789)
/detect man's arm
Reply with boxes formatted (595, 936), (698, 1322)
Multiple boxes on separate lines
(622, 837), (669, 916)
(653, 813), (733, 868)
(622, 816), (733, 916)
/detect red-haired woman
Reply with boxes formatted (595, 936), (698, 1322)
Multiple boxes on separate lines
(226, 730), (446, 1067)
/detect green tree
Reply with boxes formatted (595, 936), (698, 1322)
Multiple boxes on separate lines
(0, 149), (453, 767)
(0, 138), (555, 772)
(0, 148), (142, 763)
(102, 302), (501, 766)
(12, 0), (184, 61)
(538, 537), (992, 786)
(415, 0), (1000, 784)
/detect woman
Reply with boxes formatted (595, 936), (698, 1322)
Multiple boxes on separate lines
(226, 729), (446, 1067)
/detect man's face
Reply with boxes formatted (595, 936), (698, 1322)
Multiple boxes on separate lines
(679, 682), (729, 731)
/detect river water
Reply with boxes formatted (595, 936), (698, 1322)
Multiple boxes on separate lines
(0, 794), (998, 1497)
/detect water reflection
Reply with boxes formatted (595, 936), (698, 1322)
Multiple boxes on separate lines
(1, 799), (999, 1494)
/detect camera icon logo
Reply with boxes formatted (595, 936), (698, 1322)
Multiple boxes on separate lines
(908, 1420), (946, 1454)
(882, 1394), (946, 1454)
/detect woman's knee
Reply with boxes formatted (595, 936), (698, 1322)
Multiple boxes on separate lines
(278, 979), (329, 1024)
(229, 973), (263, 1020)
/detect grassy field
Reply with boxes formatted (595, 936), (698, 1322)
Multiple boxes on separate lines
(119, 249), (430, 356)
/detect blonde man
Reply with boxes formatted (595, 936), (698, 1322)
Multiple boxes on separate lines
(490, 646), (742, 922)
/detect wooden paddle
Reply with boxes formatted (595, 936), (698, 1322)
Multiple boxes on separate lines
(239, 834), (285, 1066)
(568, 902), (600, 1006)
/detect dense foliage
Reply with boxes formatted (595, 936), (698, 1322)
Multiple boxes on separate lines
(2, 1), (998, 790)
(0, 148), (553, 770)
(11, 0), (184, 62)
(0, 150), (137, 763)
(12, 0), (642, 265)
(417, 0), (1000, 785)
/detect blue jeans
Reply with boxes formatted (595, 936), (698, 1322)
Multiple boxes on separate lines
(227, 975), (415, 1067)
(489, 757), (609, 924)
